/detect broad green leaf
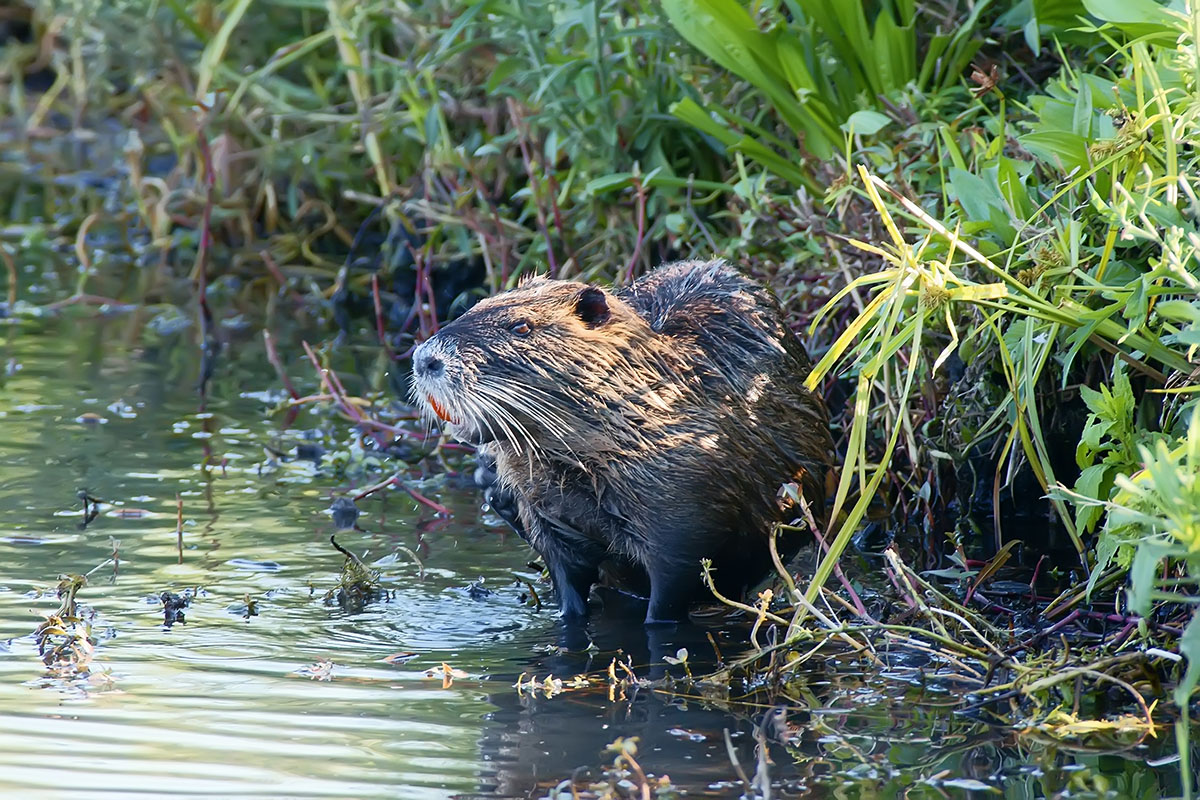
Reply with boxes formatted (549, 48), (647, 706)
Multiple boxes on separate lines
(1033, 0), (1087, 30)
(1074, 463), (1110, 532)
(585, 174), (635, 194)
(1083, 0), (1177, 26)
(948, 168), (1001, 222)
(841, 110), (892, 136)
(996, 157), (1032, 219)
(1152, 302), (1200, 323)
(1019, 131), (1090, 172)
(670, 98), (738, 146)
(1086, 532), (1120, 597)
(1128, 539), (1174, 615)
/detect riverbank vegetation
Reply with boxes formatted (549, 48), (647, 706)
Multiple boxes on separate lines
(3, 0), (1199, 792)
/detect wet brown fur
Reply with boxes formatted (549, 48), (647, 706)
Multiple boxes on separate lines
(411, 259), (832, 623)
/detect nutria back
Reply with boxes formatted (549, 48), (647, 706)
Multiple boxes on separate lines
(411, 259), (832, 623)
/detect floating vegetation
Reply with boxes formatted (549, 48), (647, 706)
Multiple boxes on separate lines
(295, 659), (334, 682)
(323, 534), (388, 614)
(424, 662), (470, 689)
(33, 573), (94, 671)
(226, 593), (260, 619)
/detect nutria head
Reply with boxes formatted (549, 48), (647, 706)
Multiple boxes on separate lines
(410, 277), (673, 456)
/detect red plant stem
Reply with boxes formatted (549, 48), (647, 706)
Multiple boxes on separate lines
(507, 99), (559, 277)
(263, 330), (300, 400)
(353, 471), (451, 516)
(624, 177), (647, 283)
(545, 171), (579, 273)
(301, 340), (390, 446)
(371, 274), (394, 357)
(810, 524), (869, 618)
(965, 592), (1017, 615)
(1110, 621), (1138, 648)
(1043, 608), (1156, 637)
(411, 245), (439, 339)
(44, 293), (126, 310)
(259, 249), (305, 305)
(194, 130), (214, 290)
(302, 341), (361, 420)
(1028, 554), (1048, 596)
(175, 494), (184, 565)
(884, 563), (919, 611)
(1044, 609), (1081, 634)
(396, 480), (451, 516)
(193, 123), (219, 407)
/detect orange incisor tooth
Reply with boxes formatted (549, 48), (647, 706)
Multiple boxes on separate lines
(427, 395), (458, 424)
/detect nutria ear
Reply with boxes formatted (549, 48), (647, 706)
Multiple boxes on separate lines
(574, 287), (610, 327)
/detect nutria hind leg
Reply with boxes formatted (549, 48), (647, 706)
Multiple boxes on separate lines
(644, 560), (701, 626)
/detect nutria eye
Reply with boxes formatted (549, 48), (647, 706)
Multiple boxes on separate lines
(509, 321), (532, 336)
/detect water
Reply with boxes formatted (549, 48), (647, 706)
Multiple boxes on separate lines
(0, 315), (1186, 799)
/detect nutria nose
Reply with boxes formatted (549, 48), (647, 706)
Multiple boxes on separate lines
(418, 353), (444, 377)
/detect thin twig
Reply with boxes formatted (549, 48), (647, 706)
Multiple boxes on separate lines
(263, 330), (300, 400)
(624, 175), (647, 283)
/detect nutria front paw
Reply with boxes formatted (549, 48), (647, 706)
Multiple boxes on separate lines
(475, 453), (526, 539)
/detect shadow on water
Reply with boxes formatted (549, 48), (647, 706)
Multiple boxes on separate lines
(0, 315), (1189, 799)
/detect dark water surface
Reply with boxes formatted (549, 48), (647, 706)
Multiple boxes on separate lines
(0, 316), (1184, 799)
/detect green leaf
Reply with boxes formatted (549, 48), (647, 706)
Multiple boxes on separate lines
(1018, 131), (1089, 172)
(1175, 610), (1200, 708)
(1156, 300), (1200, 324)
(663, 0), (838, 160)
(948, 168), (1001, 222)
(585, 173), (633, 195)
(670, 98), (737, 147)
(1074, 463), (1110, 532)
(841, 110), (892, 136)
(1082, 0), (1176, 26)
(1033, 0), (1087, 30)
(197, 0), (255, 99)
(996, 158), (1032, 219)
(1072, 79), (1093, 137)
(1128, 539), (1174, 615)
(1086, 532), (1120, 598)
(486, 57), (522, 94)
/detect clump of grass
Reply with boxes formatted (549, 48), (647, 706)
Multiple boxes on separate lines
(324, 534), (387, 613)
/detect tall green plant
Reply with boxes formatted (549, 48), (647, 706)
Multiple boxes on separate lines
(662, 0), (991, 182)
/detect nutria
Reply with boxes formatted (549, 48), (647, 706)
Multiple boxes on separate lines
(411, 259), (832, 624)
